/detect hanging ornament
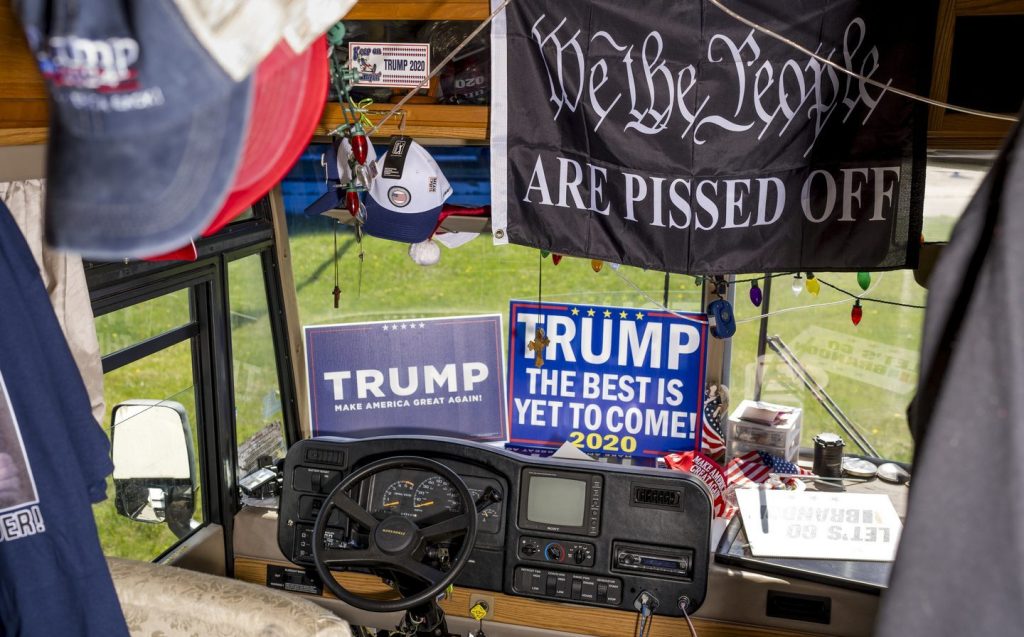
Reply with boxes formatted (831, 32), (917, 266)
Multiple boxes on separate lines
(351, 133), (369, 165)
(791, 273), (803, 295)
(749, 280), (762, 307)
(540, 249), (551, 258)
(805, 272), (820, 296)
(694, 276), (703, 287)
(591, 259), (604, 273)
(345, 189), (360, 217)
(857, 271), (871, 291)
(851, 299), (863, 326)
(551, 254), (563, 266)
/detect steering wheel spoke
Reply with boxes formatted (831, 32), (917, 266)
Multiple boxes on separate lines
(420, 512), (471, 542)
(320, 546), (379, 568)
(329, 490), (379, 530)
(396, 557), (446, 585)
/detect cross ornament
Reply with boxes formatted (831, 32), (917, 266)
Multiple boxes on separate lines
(527, 326), (551, 368)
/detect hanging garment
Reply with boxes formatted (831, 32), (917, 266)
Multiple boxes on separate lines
(0, 180), (105, 426)
(0, 199), (128, 636)
(876, 109), (1024, 636)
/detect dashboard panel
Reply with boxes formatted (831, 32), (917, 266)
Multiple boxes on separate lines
(278, 436), (712, 617)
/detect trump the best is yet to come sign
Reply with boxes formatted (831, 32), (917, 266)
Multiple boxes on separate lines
(508, 300), (708, 457)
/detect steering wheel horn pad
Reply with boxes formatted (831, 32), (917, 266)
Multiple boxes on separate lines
(311, 455), (479, 613)
(374, 516), (419, 554)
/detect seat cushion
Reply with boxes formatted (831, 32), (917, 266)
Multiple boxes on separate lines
(107, 557), (351, 637)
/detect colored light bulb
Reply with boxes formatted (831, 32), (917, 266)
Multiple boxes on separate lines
(345, 190), (360, 217)
(851, 300), (863, 326)
(857, 271), (871, 291)
(540, 249), (550, 258)
(791, 273), (803, 295)
(805, 273), (820, 297)
(552, 254), (563, 266)
(694, 276), (703, 287)
(351, 134), (369, 165)
(749, 281), (762, 307)
(591, 259), (604, 273)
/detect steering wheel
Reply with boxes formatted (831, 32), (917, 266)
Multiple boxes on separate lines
(312, 456), (478, 612)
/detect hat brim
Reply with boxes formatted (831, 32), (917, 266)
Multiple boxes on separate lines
(45, 78), (253, 261)
(203, 37), (329, 237)
(304, 187), (345, 217)
(363, 195), (441, 243)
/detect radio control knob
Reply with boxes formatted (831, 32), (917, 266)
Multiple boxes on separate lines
(573, 548), (586, 564)
(522, 541), (539, 556)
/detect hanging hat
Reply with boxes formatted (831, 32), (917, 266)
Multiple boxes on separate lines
(16, 0), (253, 261)
(362, 139), (452, 243)
(302, 136), (379, 219)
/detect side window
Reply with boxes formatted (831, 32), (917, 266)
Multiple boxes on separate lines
(228, 253), (287, 480)
(92, 289), (205, 561)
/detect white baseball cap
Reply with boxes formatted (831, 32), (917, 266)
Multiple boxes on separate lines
(363, 140), (452, 243)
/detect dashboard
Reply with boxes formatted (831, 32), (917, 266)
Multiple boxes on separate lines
(278, 436), (713, 617)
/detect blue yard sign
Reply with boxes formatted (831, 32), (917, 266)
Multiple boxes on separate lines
(508, 301), (708, 457)
(305, 315), (507, 440)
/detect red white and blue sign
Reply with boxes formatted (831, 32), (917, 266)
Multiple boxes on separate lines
(507, 301), (708, 457)
(305, 315), (507, 441)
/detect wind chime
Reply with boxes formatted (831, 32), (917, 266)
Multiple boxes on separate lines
(326, 23), (372, 308)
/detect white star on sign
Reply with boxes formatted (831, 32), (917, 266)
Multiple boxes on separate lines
(401, 323), (407, 329)
(419, 322), (425, 328)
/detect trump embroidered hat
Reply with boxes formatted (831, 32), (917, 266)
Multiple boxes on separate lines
(363, 138), (452, 243)
(14, 0), (252, 260)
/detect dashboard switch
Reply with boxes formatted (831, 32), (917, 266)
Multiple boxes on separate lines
(545, 574), (558, 595)
(580, 579), (597, 601)
(571, 577), (583, 600)
(597, 582), (608, 602)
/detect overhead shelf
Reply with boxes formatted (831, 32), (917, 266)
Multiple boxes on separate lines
(316, 102), (489, 141)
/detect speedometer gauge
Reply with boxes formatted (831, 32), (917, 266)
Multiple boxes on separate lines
(413, 476), (461, 515)
(377, 480), (415, 517)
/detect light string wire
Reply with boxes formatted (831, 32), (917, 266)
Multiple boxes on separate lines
(608, 268), (912, 326)
(707, 0), (1018, 122)
(367, 0), (514, 136)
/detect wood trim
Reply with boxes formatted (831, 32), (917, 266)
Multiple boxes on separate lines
(235, 557), (827, 637)
(268, 186), (311, 438)
(343, 0), (489, 21)
(317, 103), (489, 141)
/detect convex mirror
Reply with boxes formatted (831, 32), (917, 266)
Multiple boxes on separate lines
(111, 400), (196, 538)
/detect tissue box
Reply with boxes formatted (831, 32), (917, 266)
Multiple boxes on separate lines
(726, 400), (802, 462)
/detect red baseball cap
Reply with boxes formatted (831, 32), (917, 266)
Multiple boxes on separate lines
(148, 36), (328, 260)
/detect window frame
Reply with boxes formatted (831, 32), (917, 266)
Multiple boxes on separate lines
(86, 198), (299, 569)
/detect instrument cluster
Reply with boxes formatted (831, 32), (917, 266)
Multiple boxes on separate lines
(367, 468), (503, 534)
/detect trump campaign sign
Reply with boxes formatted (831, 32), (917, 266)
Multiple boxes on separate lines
(508, 301), (708, 457)
(305, 315), (506, 440)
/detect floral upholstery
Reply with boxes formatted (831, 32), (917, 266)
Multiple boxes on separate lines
(107, 557), (352, 637)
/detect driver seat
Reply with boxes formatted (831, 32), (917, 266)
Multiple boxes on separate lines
(107, 557), (352, 637)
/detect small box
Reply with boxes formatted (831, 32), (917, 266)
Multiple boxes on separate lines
(727, 400), (802, 463)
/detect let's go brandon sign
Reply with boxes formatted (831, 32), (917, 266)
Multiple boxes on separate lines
(489, 0), (936, 274)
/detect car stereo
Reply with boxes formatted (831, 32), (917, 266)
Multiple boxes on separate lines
(517, 468), (602, 536)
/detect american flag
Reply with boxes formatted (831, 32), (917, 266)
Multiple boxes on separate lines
(701, 388), (726, 461)
(721, 451), (811, 519)
(725, 451), (810, 489)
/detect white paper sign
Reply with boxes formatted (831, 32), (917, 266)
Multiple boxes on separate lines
(736, 489), (902, 562)
(349, 42), (430, 88)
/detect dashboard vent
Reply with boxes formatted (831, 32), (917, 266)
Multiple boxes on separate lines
(632, 485), (681, 509)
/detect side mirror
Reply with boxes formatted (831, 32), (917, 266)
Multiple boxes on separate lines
(111, 400), (197, 538)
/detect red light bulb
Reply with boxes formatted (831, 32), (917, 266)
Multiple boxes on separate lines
(345, 190), (360, 217)
(552, 254), (563, 266)
(351, 134), (368, 165)
(851, 300), (863, 326)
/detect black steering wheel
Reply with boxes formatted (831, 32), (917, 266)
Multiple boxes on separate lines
(312, 456), (478, 612)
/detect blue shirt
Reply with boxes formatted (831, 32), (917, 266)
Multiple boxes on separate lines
(0, 201), (128, 636)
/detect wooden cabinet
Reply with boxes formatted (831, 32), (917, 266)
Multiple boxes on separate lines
(0, 0), (1018, 148)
